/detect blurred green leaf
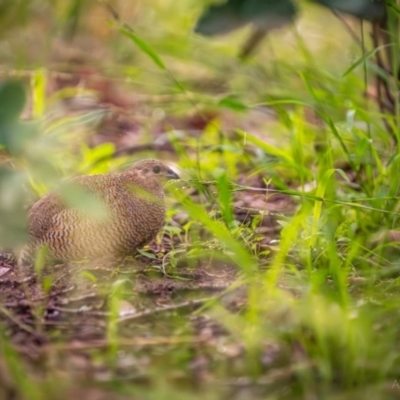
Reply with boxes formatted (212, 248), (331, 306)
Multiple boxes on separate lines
(0, 0), (28, 36)
(79, 143), (115, 174)
(34, 245), (49, 276)
(85, 143), (115, 162)
(219, 95), (248, 111)
(342, 44), (392, 77)
(215, 170), (234, 228)
(311, 0), (386, 20)
(195, 0), (297, 36)
(0, 121), (37, 157)
(120, 26), (166, 70)
(31, 69), (46, 118)
(0, 81), (26, 124)
(137, 249), (157, 259)
(107, 279), (128, 357)
(0, 168), (28, 247)
(243, 0), (298, 30)
(194, 0), (247, 36)
(58, 182), (109, 222)
(79, 271), (98, 283)
(236, 129), (294, 164)
(313, 168), (337, 237)
(163, 225), (183, 235)
(62, 0), (85, 40)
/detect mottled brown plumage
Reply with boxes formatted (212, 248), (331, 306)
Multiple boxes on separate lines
(20, 159), (179, 264)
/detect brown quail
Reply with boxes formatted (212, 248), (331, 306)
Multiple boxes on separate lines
(19, 159), (179, 264)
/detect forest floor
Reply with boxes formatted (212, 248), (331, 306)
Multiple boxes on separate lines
(0, 63), (299, 399)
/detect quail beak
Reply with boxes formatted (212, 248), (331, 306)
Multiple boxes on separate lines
(166, 169), (180, 180)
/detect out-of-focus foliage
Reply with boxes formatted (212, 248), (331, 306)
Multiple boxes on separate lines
(195, 0), (298, 36)
(195, 0), (386, 38)
(0, 81), (25, 124)
(0, 0), (29, 36)
(0, 81), (31, 247)
(311, 0), (386, 20)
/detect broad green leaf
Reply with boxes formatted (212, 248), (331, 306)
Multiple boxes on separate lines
(242, 0), (298, 30)
(78, 143), (115, 174)
(0, 80), (36, 156)
(311, 0), (386, 20)
(15, 124), (38, 155)
(0, 80), (26, 123)
(82, 143), (115, 164)
(194, 0), (247, 36)
(195, 0), (297, 36)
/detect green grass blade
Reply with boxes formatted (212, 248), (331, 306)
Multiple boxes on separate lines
(119, 26), (166, 70)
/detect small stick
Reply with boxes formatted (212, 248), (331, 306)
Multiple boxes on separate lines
(118, 297), (214, 324)
(39, 335), (206, 352)
(0, 306), (37, 335)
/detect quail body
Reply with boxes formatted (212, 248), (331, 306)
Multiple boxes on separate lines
(20, 159), (179, 263)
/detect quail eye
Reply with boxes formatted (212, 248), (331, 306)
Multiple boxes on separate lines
(153, 166), (161, 174)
